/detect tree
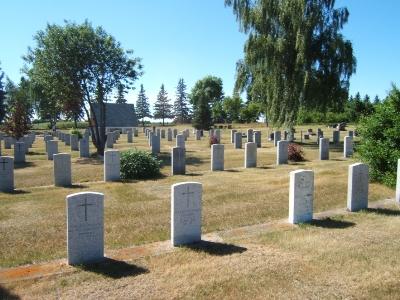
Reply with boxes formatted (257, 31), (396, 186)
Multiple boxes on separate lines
(190, 76), (224, 130)
(212, 101), (226, 123)
(174, 78), (190, 123)
(226, 0), (356, 127)
(373, 95), (380, 105)
(136, 84), (151, 127)
(2, 78), (32, 139)
(0, 64), (6, 124)
(154, 84), (173, 126)
(115, 82), (127, 104)
(240, 102), (261, 123)
(223, 95), (242, 122)
(25, 21), (142, 155)
(30, 81), (61, 128)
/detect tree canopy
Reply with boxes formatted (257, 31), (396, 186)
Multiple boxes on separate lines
(225, 0), (356, 127)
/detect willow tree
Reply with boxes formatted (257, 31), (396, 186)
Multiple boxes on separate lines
(25, 21), (142, 155)
(225, 0), (356, 127)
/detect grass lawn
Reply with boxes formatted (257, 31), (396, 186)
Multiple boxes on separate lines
(0, 124), (394, 270)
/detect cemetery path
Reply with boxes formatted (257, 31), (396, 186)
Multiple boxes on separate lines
(0, 198), (394, 284)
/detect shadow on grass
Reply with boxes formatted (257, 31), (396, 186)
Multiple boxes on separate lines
(365, 208), (400, 216)
(14, 162), (36, 169)
(309, 217), (356, 229)
(224, 169), (241, 173)
(157, 153), (204, 168)
(27, 151), (45, 156)
(182, 240), (247, 256)
(1, 189), (30, 195)
(0, 285), (20, 300)
(68, 184), (90, 189)
(78, 257), (149, 279)
(75, 157), (103, 165)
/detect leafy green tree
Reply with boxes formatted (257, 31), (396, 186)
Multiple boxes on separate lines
(212, 101), (226, 123)
(223, 95), (242, 122)
(226, 0), (356, 127)
(174, 78), (190, 123)
(25, 21), (142, 155)
(240, 102), (260, 123)
(358, 85), (400, 187)
(115, 82), (127, 104)
(30, 81), (61, 128)
(136, 84), (151, 126)
(154, 84), (173, 126)
(190, 76), (224, 130)
(0, 64), (6, 124)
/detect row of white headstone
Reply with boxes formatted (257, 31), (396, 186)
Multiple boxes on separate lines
(65, 161), (374, 265)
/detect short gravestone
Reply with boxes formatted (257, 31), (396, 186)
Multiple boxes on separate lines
(211, 144), (224, 171)
(254, 131), (261, 148)
(347, 163), (369, 212)
(79, 138), (90, 158)
(14, 142), (26, 163)
(171, 182), (202, 246)
(171, 147), (185, 175)
(152, 134), (161, 154)
(289, 169), (314, 224)
(344, 136), (353, 158)
(319, 138), (329, 160)
(244, 142), (257, 168)
(127, 130), (133, 143)
(54, 153), (72, 187)
(333, 130), (340, 144)
(0, 156), (14, 192)
(67, 192), (104, 265)
(234, 132), (242, 149)
(167, 129), (173, 141)
(106, 133), (114, 148)
(47, 140), (58, 160)
(70, 134), (79, 151)
(277, 140), (289, 165)
(274, 131), (281, 146)
(231, 130), (237, 143)
(104, 150), (120, 182)
(176, 134), (185, 149)
(247, 129), (254, 143)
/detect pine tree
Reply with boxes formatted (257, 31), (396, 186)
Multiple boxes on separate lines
(115, 82), (127, 104)
(0, 65), (6, 124)
(154, 84), (173, 126)
(135, 84), (151, 126)
(174, 78), (190, 123)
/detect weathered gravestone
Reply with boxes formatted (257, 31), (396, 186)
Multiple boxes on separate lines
(152, 134), (161, 154)
(234, 132), (242, 149)
(171, 182), (202, 246)
(134, 128), (139, 137)
(47, 140), (58, 160)
(156, 128), (161, 138)
(247, 129), (254, 143)
(347, 163), (369, 212)
(195, 130), (201, 140)
(79, 138), (90, 158)
(173, 129), (178, 138)
(148, 132), (153, 146)
(172, 147), (185, 175)
(245, 142), (257, 168)
(167, 129), (173, 141)
(211, 144), (224, 171)
(65, 134), (71, 146)
(277, 140), (289, 165)
(274, 131), (281, 146)
(104, 150), (120, 182)
(127, 130), (133, 143)
(0, 156), (14, 192)
(44, 135), (53, 152)
(176, 134), (185, 149)
(161, 129), (165, 139)
(214, 129), (221, 143)
(106, 133), (114, 148)
(333, 130), (340, 144)
(289, 169), (314, 224)
(14, 142), (26, 163)
(70, 134), (79, 151)
(319, 138), (329, 160)
(254, 131), (261, 148)
(344, 136), (353, 158)
(66, 192), (104, 265)
(54, 153), (72, 187)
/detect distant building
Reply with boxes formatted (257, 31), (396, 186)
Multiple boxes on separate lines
(91, 103), (138, 133)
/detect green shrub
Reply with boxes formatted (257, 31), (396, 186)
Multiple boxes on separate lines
(70, 129), (83, 139)
(357, 85), (400, 187)
(120, 150), (161, 180)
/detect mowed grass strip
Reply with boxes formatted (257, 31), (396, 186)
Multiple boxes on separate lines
(0, 124), (394, 267)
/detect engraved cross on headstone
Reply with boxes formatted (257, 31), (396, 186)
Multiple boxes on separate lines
(78, 197), (94, 222)
(0, 159), (8, 170)
(182, 185), (195, 208)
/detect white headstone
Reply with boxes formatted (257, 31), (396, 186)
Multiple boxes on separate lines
(211, 144), (224, 171)
(171, 182), (202, 246)
(333, 130), (340, 144)
(127, 130), (133, 143)
(274, 131), (281, 146)
(176, 134), (185, 149)
(172, 147), (185, 175)
(247, 129), (254, 143)
(244, 142), (257, 168)
(347, 163), (369, 212)
(152, 134), (160, 154)
(106, 133), (114, 148)
(277, 140), (289, 165)
(234, 132), (242, 149)
(319, 138), (329, 160)
(289, 169), (314, 224)
(254, 131), (261, 148)
(231, 130), (237, 143)
(54, 153), (72, 187)
(67, 192), (104, 265)
(14, 142), (26, 163)
(0, 156), (14, 192)
(79, 138), (90, 158)
(344, 136), (353, 158)
(167, 128), (173, 141)
(70, 135), (79, 151)
(104, 150), (120, 182)
(47, 140), (58, 160)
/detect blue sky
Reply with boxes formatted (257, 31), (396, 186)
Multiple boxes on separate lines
(0, 0), (399, 108)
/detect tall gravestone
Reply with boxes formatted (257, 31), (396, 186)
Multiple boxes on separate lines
(54, 153), (72, 187)
(149, 132), (153, 146)
(14, 142), (26, 163)
(244, 142), (257, 168)
(70, 135), (79, 151)
(277, 140), (289, 165)
(231, 130), (237, 143)
(79, 138), (90, 158)
(347, 163), (369, 212)
(67, 192), (104, 265)
(65, 134), (71, 146)
(319, 138), (329, 160)
(47, 140), (58, 160)
(274, 131), (281, 146)
(176, 134), (185, 149)
(247, 129), (254, 143)
(171, 182), (202, 246)
(211, 144), (224, 171)
(0, 156), (14, 192)
(344, 136), (353, 158)
(171, 147), (185, 175)
(152, 134), (161, 154)
(234, 132), (242, 149)
(289, 169), (314, 224)
(104, 150), (120, 182)
(254, 131), (261, 148)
